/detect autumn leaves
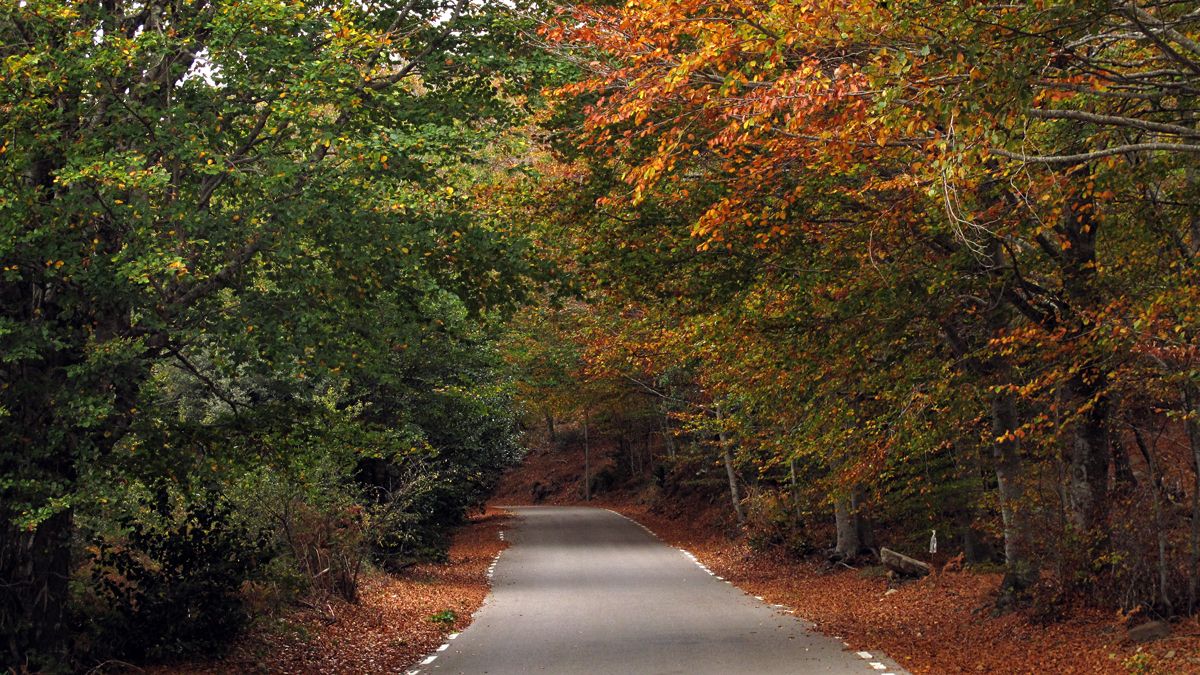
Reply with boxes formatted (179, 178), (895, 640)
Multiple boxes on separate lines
(530, 0), (1200, 612)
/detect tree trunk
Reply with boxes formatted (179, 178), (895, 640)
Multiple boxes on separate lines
(789, 459), (800, 520)
(834, 495), (861, 559)
(991, 393), (1038, 599)
(1111, 434), (1137, 494)
(544, 409), (556, 444)
(1064, 368), (1111, 535)
(661, 406), (675, 460)
(852, 487), (874, 550)
(1130, 419), (1174, 614)
(1058, 184), (1112, 538)
(582, 410), (591, 502)
(1185, 387), (1200, 614)
(715, 405), (745, 526)
(0, 508), (73, 670)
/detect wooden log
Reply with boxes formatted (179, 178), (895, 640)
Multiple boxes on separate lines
(1127, 620), (1170, 644)
(880, 547), (931, 578)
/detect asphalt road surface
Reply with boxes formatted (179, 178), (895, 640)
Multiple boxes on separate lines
(421, 506), (907, 675)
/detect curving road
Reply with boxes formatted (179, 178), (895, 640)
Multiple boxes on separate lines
(419, 506), (907, 675)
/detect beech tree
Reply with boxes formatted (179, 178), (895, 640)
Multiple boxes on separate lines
(532, 0), (1200, 611)
(0, 0), (544, 666)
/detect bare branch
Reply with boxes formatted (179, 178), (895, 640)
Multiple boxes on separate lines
(991, 142), (1200, 165)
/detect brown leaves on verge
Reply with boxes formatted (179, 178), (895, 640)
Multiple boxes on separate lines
(605, 501), (1200, 675)
(158, 509), (509, 674)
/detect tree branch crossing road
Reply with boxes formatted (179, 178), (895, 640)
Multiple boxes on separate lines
(419, 506), (908, 674)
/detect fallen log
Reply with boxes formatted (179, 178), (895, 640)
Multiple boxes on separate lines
(1127, 620), (1170, 644)
(880, 547), (931, 578)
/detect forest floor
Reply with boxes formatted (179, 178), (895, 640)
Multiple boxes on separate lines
(492, 441), (1200, 675)
(158, 507), (508, 674)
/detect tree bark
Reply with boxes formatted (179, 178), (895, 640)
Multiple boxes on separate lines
(1185, 387), (1200, 614)
(544, 408), (556, 444)
(715, 405), (745, 526)
(991, 393), (1038, 599)
(834, 495), (861, 559)
(583, 410), (591, 501)
(1130, 419), (1174, 614)
(1058, 184), (1112, 537)
(880, 547), (931, 577)
(661, 410), (676, 460)
(1064, 368), (1111, 535)
(0, 509), (73, 670)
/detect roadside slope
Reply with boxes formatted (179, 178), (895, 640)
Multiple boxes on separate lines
(161, 508), (509, 674)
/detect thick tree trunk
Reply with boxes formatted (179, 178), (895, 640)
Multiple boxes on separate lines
(834, 495), (860, 559)
(1058, 185), (1112, 538)
(1130, 420), (1174, 614)
(991, 393), (1038, 598)
(1111, 434), (1137, 494)
(834, 485), (871, 559)
(1064, 369), (1111, 535)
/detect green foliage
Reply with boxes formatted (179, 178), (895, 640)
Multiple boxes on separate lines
(0, 0), (549, 667)
(82, 492), (266, 662)
(429, 609), (457, 626)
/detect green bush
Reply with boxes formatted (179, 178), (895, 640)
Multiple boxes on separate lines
(83, 493), (266, 662)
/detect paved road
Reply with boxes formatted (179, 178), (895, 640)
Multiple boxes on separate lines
(420, 506), (907, 675)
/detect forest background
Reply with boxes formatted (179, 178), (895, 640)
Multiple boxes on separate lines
(3, 0), (1200, 671)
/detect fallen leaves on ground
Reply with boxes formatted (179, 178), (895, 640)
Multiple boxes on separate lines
(602, 501), (1200, 675)
(158, 508), (509, 674)
(498, 442), (1200, 674)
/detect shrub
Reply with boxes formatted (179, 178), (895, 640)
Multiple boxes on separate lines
(84, 492), (266, 661)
